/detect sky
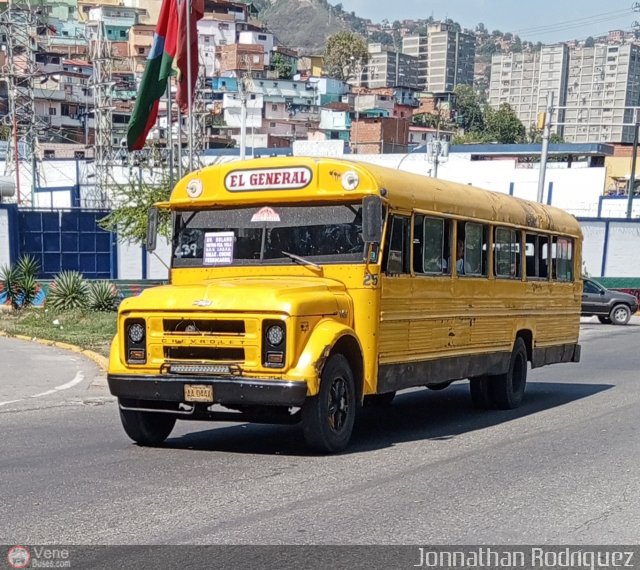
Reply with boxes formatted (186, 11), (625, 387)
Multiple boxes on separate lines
(336, 0), (638, 43)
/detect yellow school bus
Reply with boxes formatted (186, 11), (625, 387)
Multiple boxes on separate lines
(107, 157), (582, 453)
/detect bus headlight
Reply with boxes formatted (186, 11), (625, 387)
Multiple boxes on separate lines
(128, 323), (145, 343)
(263, 320), (286, 368)
(125, 319), (147, 364)
(266, 324), (284, 346)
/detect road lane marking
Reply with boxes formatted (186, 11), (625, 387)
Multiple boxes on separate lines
(1, 371), (86, 408)
(53, 372), (85, 391)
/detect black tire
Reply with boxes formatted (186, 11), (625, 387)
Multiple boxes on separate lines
(597, 316), (612, 324)
(427, 381), (452, 391)
(119, 403), (176, 446)
(610, 304), (631, 326)
(302, 354), (356, 453)
(488, 337), (528, 410)
(364, 391), (395, 407)
(469, 376), (493, 409)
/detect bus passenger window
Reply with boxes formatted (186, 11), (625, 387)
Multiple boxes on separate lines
(414, 215), (450, 275)
(458, 222), (488, 277)
(526, 234), (548, 279)
(495, 227), (520, 279)
(384, 215), (410, 275)
(555, 237), (574, 281)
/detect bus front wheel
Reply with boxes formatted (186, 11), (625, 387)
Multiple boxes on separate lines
(302, 354), (356, 453)
(119, 403), (176, 446)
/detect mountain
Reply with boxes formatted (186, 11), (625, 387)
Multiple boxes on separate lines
(255, 0), (362, 53)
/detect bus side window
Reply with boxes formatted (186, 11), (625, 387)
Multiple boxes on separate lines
(556, 237), (574, 281)
(414, 215), (450, 275)
(384, 215), (411, 275)
(495, 227), (520, 278)
(462, 222), (488, 277)
(540, 238), (550, 279)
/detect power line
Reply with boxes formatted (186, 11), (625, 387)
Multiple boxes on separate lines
(512, 8), (630, 34)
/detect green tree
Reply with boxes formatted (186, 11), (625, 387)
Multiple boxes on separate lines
(453, 84), (485, 134)
(324, 31), (368, 81)
(99, 172), (173, 244)
(484, 103), (526, 143)
(271, 52), (293, 79)
(585, 36), (595, 48)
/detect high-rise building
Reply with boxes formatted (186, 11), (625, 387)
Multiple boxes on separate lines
(489, 43), (640, 143)
(563, 44), (640, 143)
(402, 34), (428, 90)
(489, 45), (569, 137)
(357, 43), (421, 90)
(426, 23), (475, 93)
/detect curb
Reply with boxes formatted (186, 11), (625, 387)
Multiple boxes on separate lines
(0, 330), (109, 371)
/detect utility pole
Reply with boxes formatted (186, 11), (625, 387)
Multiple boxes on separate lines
(0, 0), (43, 206)
(536, 91), (554, 204)
(91, 15), (115, 208)
(239, 82), (247, 161)
(626, 110), (639, 219)
(185, 0), (194, 172)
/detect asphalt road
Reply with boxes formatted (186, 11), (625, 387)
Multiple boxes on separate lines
(1, 318), (639, 547)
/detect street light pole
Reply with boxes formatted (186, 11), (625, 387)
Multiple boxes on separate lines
(537, 91), (554, 204)
(626, 111), (639, 219)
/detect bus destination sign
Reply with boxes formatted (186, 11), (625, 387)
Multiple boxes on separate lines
(224, 167), (312, 192)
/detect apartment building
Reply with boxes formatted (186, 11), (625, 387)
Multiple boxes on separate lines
(489, 45), (569, 137)
(489, 43), (640, 143)
(402, 34), (428, 90)
(359, 43), (421, 90)
(426, 23), (475, 93)
(563, 44), (640, 143)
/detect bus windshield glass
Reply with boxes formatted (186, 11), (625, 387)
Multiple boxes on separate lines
(172, 202), (366, 267)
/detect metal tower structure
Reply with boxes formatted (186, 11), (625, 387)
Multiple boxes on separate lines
(89, 16), (114, 208)
(190, 59), (209, 170)
(0, 0), (44, 205)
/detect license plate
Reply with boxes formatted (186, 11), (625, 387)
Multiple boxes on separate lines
(184, 384), (214, 403)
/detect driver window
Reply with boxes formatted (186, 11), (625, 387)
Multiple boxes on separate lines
(384, 215), (411, 275)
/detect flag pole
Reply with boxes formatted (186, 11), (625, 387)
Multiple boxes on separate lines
(177, 76), (183, 180)
(186, 0), (194, 172)
(166, 79), (174, 188)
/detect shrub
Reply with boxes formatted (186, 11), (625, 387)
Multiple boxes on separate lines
(0, 263), (21, 310)
(47, 271), (89, 311)
(88, 281), (120, 312)
(0, 255), (41, 310)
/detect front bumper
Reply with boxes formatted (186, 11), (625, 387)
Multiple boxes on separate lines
(107, 374), (308, 407)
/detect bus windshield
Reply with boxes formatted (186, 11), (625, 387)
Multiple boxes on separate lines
(172, 202), (366, 267)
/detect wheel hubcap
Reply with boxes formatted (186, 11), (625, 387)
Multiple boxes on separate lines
(614, 308), (628, 322)
(327, 377), (349, 432)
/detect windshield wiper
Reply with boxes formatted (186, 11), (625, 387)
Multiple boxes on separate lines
(281, 251), (322, 272)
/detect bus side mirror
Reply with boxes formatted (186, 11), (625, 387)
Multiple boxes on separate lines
(147, 207), (158, 253)
(362, 196), (383, 243)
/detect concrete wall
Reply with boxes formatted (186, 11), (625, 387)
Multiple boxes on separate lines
(579, 220), (640, 278)
(350, 153), (607, 217)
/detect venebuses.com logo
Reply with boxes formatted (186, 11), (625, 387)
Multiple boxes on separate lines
(6, 546), (31, 569)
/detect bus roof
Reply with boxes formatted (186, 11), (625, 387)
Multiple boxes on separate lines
(169, 157), (582, 237)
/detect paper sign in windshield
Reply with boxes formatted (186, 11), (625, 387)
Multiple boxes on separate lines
(251, 207), (281, 223)
(203, 231), (234, 265)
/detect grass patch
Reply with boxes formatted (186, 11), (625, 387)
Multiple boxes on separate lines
(0, 308), (116, 357)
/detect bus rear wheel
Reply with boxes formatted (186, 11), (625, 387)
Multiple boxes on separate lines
(302, 354), (356, 453)
(488, 337), (528, 409)
(469, 376), (493, 409)
(119, 403), (176, 446)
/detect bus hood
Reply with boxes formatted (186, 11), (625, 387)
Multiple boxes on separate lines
(120, 276), (347, 316)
